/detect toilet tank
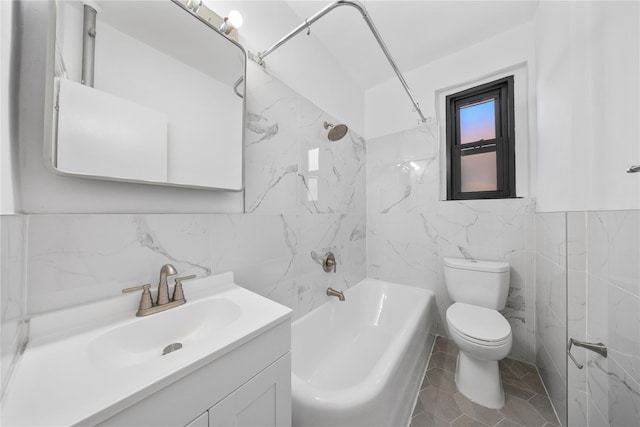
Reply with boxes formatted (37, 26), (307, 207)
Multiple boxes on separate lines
(443, 258), (510, 310)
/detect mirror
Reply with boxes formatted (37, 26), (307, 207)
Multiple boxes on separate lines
(49, 0), (245, 190)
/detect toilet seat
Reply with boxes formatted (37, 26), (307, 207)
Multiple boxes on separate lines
(446, 303), (511, 346)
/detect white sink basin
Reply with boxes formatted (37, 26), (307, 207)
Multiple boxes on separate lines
(1, 272), (291, 426)
(88, 297), (242, 369)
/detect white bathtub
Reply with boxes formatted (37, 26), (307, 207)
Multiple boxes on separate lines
(291, 278), (436, 427)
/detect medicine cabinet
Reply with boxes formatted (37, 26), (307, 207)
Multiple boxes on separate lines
(48, 0), (245, 190)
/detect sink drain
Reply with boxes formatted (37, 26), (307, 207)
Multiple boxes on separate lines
(162, 342), (183, 355)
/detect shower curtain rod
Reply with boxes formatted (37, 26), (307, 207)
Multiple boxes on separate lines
(255, 0), (428, 123)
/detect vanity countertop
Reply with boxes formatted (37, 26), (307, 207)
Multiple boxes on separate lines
(1, 272), (291, 426)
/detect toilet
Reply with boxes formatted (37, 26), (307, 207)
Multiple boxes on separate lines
(443, 257), (512, 409)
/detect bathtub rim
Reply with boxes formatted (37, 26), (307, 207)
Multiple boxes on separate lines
(291, 278), (436, 410)
(291, 278), (435, 330)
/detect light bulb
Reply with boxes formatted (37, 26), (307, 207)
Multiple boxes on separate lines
(187, 0), (202, 12)
(227, 10), (243, 28)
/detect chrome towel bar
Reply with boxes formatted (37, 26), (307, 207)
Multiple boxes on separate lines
(568, 338), (607, 369)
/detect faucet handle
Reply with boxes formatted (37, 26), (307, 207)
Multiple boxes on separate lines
(172, 275), (196, 303)
(122, 283), (152, 294)
(122, 284), (154, 315)
(322, 252), (337, 273)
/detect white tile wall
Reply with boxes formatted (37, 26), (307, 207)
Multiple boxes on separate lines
(294, 214), (366, 320)
(546, 210), (640, 427)
(535, 211), (567, 426)
(567, 213), (588, 426)
(210, 214), (296, 310)
(572, 211), (640, 426)
(244, 65), (299, 215)
(0, 215), (27, 398)
(297, 97), (366, 215)
(26, 214), (213, 314)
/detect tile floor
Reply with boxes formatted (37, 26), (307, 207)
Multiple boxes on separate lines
(411, 337), (561, 427)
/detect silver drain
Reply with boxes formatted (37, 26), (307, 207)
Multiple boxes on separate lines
(162, 342), (183, 355)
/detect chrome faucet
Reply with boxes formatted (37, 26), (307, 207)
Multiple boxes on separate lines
(326, 287), (345, 301)
(122, 264), (196, 316)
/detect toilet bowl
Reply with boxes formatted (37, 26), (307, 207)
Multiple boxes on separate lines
(443, 257), (512, 409)
(446, 302), (512, 408)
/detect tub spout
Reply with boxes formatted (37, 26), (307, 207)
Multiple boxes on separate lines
(327, 287), (345, 301)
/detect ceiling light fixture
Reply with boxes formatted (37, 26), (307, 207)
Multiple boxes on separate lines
(220, 10), (243, 35)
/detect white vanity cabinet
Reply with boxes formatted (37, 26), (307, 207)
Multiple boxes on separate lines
(1, 274), (293, 427)
(98, 320), (292, 427)
(208, 353), (291, 427)
(184, 353), (291, 427)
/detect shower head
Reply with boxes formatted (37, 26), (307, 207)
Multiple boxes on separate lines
(323, 121), (348, 141)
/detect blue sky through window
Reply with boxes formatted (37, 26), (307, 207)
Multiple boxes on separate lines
(460, 99), (495, 144)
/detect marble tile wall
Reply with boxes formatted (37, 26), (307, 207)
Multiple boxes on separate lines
(26, 213), (366, 321)
(534, 212), (567, 426)
(366, 123), (536, 362)
(24, 63), (367, 321)
(244, 64), (366, 216)
(0, 215), (27, 399)
(566, 212), (588, 427)
(567, 210), (640, 426)
(26, 214), (215, 314)
(219, 63), (367, 320)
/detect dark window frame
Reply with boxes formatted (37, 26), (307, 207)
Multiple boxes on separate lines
(446, 76), (516, 200)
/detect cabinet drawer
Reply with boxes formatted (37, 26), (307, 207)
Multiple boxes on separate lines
(209, 353), (291, 427)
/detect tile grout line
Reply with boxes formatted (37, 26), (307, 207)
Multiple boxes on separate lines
(407, 334), (438, 426)
(533, 363), (563, 426)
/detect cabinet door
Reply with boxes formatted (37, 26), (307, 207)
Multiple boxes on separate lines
(209, 354), (291, 427)
(185, 412), (208, 427)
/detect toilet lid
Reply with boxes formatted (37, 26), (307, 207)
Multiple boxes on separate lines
(447, 303), (511, 343)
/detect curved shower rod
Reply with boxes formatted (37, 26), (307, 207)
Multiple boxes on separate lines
(255, 0), (427, 123)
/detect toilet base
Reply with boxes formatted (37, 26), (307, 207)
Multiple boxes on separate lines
(454, 351), (505, 409)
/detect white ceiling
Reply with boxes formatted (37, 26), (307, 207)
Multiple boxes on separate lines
(212, 1), (539, 91)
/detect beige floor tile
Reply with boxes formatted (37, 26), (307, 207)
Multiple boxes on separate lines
(425, 367), (458, 394)
(419, 385), (464, 423)
(435, 336), (460, 356)
(495, 418), (524, 427)
(503, 381), (536, 401)
(412, 395), (425, 417)
(501, 358), (537, 378)
(430, 351), (458, 373)
(451, 414), (489, 427)
(411, 410), (450, 427)
(420, 373), (431, 390)
(453, 392), (505, 426)
(519, 372), (547, 395)
(528, 394), (559, 425)
(415, 338), (560, 427)
(499, 394), (547, 427)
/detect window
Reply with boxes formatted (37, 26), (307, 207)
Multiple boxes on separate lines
(446, 76), (515, 200)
